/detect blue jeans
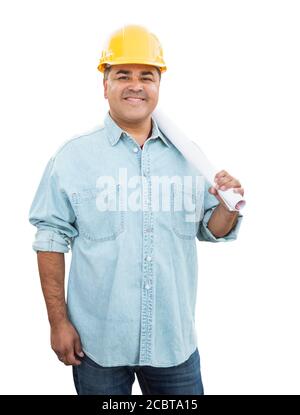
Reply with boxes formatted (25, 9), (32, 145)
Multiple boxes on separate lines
(72, 348), (204, 395)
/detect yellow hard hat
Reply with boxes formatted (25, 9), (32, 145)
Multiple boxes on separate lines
(97, 25), (167, 73)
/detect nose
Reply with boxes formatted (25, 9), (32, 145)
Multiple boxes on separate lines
(127, 77), (143, 92)
(128, 85), (143, 93)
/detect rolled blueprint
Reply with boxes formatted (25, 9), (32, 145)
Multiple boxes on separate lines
(153, 107), (246, 212)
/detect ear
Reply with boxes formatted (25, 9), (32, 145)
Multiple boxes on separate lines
(103, 79), (108, 99)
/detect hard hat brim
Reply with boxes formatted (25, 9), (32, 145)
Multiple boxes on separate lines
(98, 60), (167, 73)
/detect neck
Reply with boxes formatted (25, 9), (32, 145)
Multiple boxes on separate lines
(109, 111), (152, 146)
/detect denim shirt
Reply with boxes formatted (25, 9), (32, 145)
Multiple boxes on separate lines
(28, 111), (243, 367)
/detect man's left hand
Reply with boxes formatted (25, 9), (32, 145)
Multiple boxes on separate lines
(209, 170), (244, 210)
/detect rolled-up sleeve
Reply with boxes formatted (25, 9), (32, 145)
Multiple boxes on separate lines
(28, 157), (78, 253)
(197, 178), (243, 243)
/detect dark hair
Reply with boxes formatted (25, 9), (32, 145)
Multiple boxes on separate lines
(103, 65), (161, 81)
(103, 65), (112, 81)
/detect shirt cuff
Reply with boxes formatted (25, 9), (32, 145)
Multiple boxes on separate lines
(32, 229), (71, 253)
(197, 206), (243, 242)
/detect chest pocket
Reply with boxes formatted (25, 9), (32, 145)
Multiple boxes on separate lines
(71, 184), (125, 242)
(171, 181), (204, 239)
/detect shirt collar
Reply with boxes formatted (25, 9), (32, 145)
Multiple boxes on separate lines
(104, 111), (170, 148)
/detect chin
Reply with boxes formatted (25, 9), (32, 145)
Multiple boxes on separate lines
(122, 108), (150, 121)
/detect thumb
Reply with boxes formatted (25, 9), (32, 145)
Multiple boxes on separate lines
(74, 336), (84, 357)
(209, 186), (217, 195)
(209, 186), (223, 204)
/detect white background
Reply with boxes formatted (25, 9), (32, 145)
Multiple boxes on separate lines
(0, 0), (299, 394)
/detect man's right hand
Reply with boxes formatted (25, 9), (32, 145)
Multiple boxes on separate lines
(50, 319), (84, 366)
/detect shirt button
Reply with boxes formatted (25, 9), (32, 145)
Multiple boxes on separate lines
(146, 255), (152, 262)
(146, 227), (152, 233)
(133, 147), (139, 153)
(145, 281), (151, 289)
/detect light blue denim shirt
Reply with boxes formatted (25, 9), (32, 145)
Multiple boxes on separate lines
(28, 111), (243, 367)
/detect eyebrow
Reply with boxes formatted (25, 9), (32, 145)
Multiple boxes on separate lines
(115, 70), (155, 77)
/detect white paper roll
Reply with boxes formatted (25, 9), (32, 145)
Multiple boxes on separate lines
(153, 107), (246, 212)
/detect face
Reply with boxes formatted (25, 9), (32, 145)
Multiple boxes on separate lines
(103, 64), (160, 123)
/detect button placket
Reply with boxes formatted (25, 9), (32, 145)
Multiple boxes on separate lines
(139, 149), (154, 365)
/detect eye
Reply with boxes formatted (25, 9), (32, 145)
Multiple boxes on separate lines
(142, 78), (152, 81)
(118, 76), (129, 80)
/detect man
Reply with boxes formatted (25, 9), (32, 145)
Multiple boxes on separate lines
(29, 25), (244, 395)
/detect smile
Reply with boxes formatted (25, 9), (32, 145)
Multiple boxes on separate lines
(123, 98), (145, 103)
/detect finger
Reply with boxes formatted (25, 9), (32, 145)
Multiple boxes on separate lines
(215, 173), (232, 184)
(209, 187), (223, 203)
(223, 178), (241, 189)
(65, 351), (82, 366)
(74, 337), (84, 358)
(209, 186), (220, 197)
(57, 353), (67, 365)
(215, 178), (237, 190)
(233, 187), (244, 196)
(215, 177), (232, 188)
(56, 350), (64, 360)
(215, 170), (228, 179)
